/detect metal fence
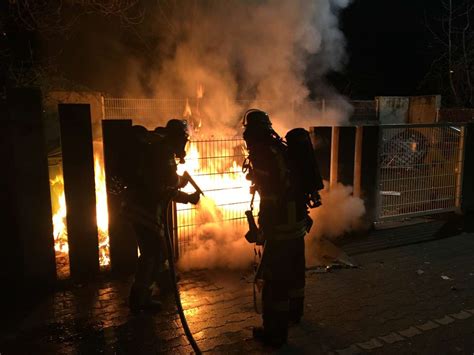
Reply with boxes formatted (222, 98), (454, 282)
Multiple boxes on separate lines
(102, 97), (373, 124)
(103, 98), (260, 257)
(173, 138), (256, 256)
(103, 98), (198, 124)
(377, 124), (465, 220)
(103, 97), (290, 122)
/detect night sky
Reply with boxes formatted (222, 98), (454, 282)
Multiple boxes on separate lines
(338, 0), (434, 99)
(0, 0), (447, 101)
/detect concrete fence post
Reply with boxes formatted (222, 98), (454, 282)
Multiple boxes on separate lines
(310, 126), (332, 183)
(360, 125), (381, 225)
(5, 88), (57, 286)
(330, 127), (339, 189)
(59, 104), (100, 280)
(353, 126), (363, 197)
(337, 126), (356, 188)
(102, 119), (137, 273)
(461, 123), (474, 215)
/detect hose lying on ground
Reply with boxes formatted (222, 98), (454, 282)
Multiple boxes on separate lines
(165, 201), (202, 354)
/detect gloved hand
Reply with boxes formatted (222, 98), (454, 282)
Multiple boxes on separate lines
(187, 191), (201, 205)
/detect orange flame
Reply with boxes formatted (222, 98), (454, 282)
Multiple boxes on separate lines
(50, 174), (69, 254)
(50, 149), (111, 276)
(176, 141), (258, 234)
(196, 84), (204, 99)
(183, 98), (193, 118)
(49, 170), (70, 278)
(94, 154), (110, 267)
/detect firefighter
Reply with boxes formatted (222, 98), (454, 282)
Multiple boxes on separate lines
(243, 109), (310, 346)
(127, 119), (200, 312)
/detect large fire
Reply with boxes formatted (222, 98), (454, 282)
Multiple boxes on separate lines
(49, 172), (70, 278)
(49, 119), (254, 276)
(94, 152), (110, 267)
(49, 148), (110, 277)
(176, 140), (258, 248)
(50, 175), (68, 254)
(177, 143), (252, 206)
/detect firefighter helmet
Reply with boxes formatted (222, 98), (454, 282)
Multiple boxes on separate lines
(242, 109), (276, 146)
(163, 119), (189, 163)
(165, 119), (189, 139)
(242, 109), (272, 131)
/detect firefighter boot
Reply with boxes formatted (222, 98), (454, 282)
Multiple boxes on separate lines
(129, 258), (162, 313)
(289, 289), (304, 325)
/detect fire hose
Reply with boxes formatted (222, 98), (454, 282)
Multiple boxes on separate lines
(164, 200), (202, 355)
(162, 171), (204, 353)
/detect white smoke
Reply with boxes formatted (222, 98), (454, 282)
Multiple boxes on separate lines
(150, 0), (365, 271)
(178, 197), (254, 271)
(134, 0), (353, 134)
(305, 181), (366, 266)
(309, 182), (365, 240)
(178, 182), (366, 271)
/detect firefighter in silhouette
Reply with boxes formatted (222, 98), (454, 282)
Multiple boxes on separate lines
(243, 109), (315, 346)
(126, 119), (200, 312)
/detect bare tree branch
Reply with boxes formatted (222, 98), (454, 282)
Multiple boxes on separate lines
(8, 0), (144, 34)
(423, 0), (474, 107)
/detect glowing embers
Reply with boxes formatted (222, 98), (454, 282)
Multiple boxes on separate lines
(49, 145), (111, 278)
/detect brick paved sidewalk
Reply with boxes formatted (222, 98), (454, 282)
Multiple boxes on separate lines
(1, 232), (473, 354)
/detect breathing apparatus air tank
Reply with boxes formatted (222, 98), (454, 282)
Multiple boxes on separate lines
(285, 128), (324, 208)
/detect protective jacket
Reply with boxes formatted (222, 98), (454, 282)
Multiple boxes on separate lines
(248, 138), (309, 246)
(130, 131), (189, 212)
(127, 130), (188, 310)
(247, 136), (308, 342)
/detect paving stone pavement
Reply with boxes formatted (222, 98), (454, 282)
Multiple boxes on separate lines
(0, 232), (473, 354)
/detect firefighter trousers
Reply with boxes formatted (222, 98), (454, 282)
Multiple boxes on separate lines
(261, 237), (305, 342)
(129, 222), (170, 307)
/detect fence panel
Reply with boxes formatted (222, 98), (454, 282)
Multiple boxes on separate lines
(377, 124), (465, 220)
(175, 138), (256, 256)
(103, 98), (259, 257)
(103, 98), (197, 124)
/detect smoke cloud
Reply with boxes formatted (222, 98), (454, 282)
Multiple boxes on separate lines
(179, 182), (365, 271)
(45, 1), (353, 132)
(151, 1), (362, 270)
(305, 181), (366, 267)
(308, 182), (366, 240)
(129, 0), (353, 133)
(178, 197), (254, 271)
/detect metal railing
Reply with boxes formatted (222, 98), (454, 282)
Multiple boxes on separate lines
(102, 97), (259, 257)
(174, 138), (256, 256)
(376, 123), (465, 220)
(103, 97), (290, 122)
(103, 97), (198, 123)
(102, 97), (369, 124)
